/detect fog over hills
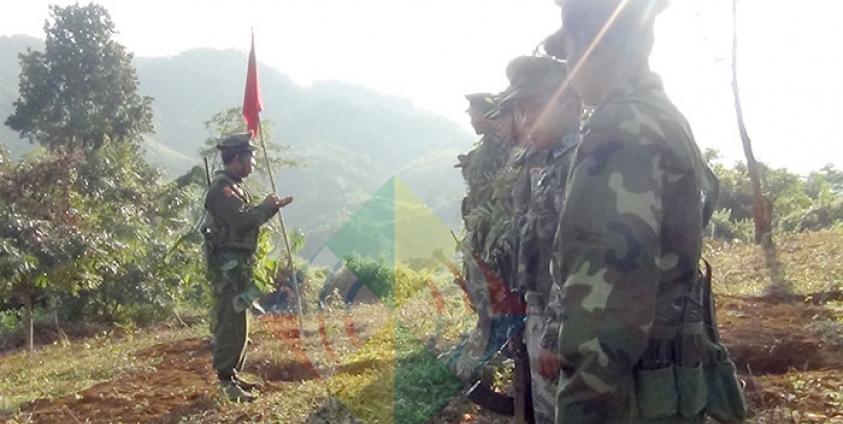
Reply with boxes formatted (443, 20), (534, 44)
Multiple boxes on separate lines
(0, 35), (473, 255)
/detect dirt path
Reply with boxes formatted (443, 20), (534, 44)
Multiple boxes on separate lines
(9, 296), (843, 423)
(19, 337), (216, 423)
(10, 315), (339, 424)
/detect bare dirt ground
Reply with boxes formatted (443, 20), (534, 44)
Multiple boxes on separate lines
(5, 295), (843, 423)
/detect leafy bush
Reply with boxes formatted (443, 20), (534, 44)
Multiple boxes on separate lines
(705, 149), (843, 240)
(707, 209), (754, 242)
(343, 255), (395, 305)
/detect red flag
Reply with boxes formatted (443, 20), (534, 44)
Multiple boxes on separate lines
(242, 32), (263, 137)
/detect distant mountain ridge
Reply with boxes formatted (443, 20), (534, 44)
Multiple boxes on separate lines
(0, 35), (473, 255)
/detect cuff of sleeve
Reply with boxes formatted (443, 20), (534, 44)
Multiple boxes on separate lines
(257, 203), (278, 220)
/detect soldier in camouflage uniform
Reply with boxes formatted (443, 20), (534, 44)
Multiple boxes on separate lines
(203, 133), (293, 402)
(538, 0), (746, 422)
(502, 55), (581, 423)
(448, 94), (521, 383)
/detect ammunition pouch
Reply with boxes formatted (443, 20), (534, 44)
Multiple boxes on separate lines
(634, 261), (747, 422)
(201, 219), (230, 256)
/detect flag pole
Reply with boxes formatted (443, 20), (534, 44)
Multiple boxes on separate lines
(244, 30), (304, 336)
(257, 120), (305, 337)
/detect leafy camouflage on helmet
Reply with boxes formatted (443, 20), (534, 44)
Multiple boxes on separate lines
(547, 71), (722, 422)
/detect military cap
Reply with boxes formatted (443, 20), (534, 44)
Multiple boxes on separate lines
(216, 132), (257, 153)
(465, 93), (498, 113)
(483, 92), (510, 120)
(497, 56), (567, 109)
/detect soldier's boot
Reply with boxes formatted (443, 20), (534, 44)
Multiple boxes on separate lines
(232, 372), (261, 392)
(220, 378), (258, 402)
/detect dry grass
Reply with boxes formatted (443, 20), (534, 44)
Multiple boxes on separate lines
(2, 229), (842, 423)
(706, 228), (843, 297)
(0, 325), (200, 414)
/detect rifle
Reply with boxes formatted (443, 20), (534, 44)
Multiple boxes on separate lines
(464, 307), (534, 423)
(511, 326), (535, 424)
(452, 233), (533, 422)
(203, 157), (212, 186)
(163, 162), (213, 260)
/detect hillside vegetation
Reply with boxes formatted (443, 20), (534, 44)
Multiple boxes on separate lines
(1, 229), (841, 423)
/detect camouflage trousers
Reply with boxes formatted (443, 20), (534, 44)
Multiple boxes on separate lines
(448, 315), (493, 383)
(525, 292), (557, 424)
(208, 250), (256, 380)
(446, 256), (518, 383)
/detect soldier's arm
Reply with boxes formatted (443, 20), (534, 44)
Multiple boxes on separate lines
(206, 183), (278, 231)
(553, 125), (665, 419)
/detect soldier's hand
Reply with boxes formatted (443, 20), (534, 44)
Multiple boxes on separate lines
(262, 194), (294, 210)
(277, 195), (293, 208)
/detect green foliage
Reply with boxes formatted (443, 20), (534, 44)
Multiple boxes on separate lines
(708, 209), (754, 242)
(0, 4), (215, 341)
(0, 143), (9, 168)
(0, 151), (91, 308)
(0, 144), (209, 341)
(343, 254), (395, 304)
(705, 149), (843, 239)
(394, 324), (461, 424)
(48, 143), (205, 324)
(201, 106), (300, 183)
(4, 4), (153, 151)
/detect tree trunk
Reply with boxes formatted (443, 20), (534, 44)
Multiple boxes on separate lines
(21, 293), (34, 353)
(732, 0), (772, 245)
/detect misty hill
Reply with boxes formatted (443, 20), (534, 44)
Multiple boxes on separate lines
(0, 36), (473, 256)
(0, 35), (42, 156)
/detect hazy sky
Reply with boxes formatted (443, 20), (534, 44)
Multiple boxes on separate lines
(2, 0), (841, 173)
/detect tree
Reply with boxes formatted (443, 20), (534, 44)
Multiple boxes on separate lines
(0, 152), (90, 352)
(5, 3), (153, 151)
(200, 106), (300, 183)
(731, 0), (772, 245)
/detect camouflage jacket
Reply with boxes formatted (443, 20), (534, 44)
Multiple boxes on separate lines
(511, 134), (579, 299)
(547, 71), (717, 422)
(203, 170), (277, 254)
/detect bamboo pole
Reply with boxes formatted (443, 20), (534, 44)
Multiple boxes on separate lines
(256, 123), (305, 336)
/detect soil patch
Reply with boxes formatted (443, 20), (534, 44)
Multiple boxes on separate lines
(19, 337), (214, 423)
(14, 317), (313, 423)
(8, 295), (843, 423)
(745, 370), (843, 423)
(717, 295), (843, 375)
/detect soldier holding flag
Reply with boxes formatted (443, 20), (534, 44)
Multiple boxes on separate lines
(203, 133), (293, 401)
(202, 32), (297, 402)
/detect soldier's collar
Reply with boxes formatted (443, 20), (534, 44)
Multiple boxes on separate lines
(601, 70), (664, 109)
(223, 169), (243, 183)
